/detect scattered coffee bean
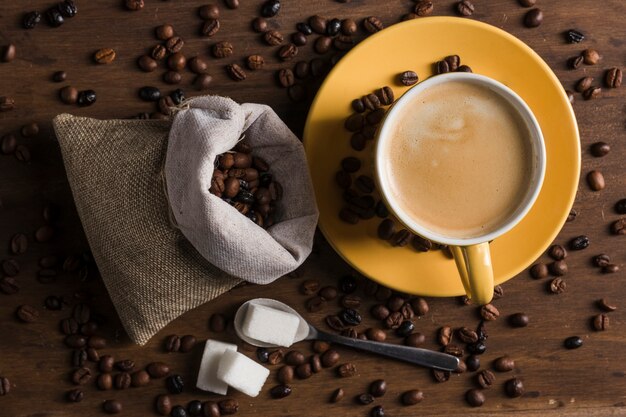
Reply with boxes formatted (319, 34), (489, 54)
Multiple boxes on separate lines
(438, 326), (453, 346)
(97, 373), (113, 390)
(131, 370), (150, 387)
(565, 29), (584, 43)
(94, 48), (116, 64)
(103, 399), (123, 414)
(114, 372), (131, 389)
(602, 264), (619, 273)
(508, 312), (529, 328)
(264, 30), (284, 46)
(530, 262), (548, 279)
(0, 96), (15, 112)
(396, 320), (414, 337)
(187, 400), (202, 416)
(399, 70), (419, 86)
(480, 304), (499, 321)
(605, 67), (622, 88)
(476, 369), (496, 388)
(405, 332), (425, 347)
(199, 4), (220, 20)
(590, 141), (610, 157)
(45, 7), (65, 27)
(610, 219), (625, 235)
(71, 367), (92, 385)
(432, 369), (450, 383)
(16, 304), (39, 323)
(285, 350), (306, 366)
(337, 363), (357, 377)
(295, 363), (312, 379)
(77, 90), (96, 107)
(125, 0), (144, 11)
(568, 55), (584, 70)
(465, 389), (485, 406)
(583, 86), (602, 100)
(179, 335), (196, 352)
(164, 335), (181, 352)
(1, 44), (16, 63)
(115, 359), (134, 372)
(524, 8), (543, 27)
(583, 48), (600, 65)
(575, 76), (593, 93)
(592, 313), (609, 331)
(218, 398), (239, 414)
(357, 393), (374, 405)
(278, 43), (298, 61)
(505, 377), (524, 397)
(369, 379), (387, 397)
(569, 235), (590, 250)
(330, 388), (344, 403)
(370, 405), (385, 417)
(548, 244), (567, 260)
(327, 18), (341, 36)
(321, 349), (340, 367)
(270, 384), (291, 399)
(319, 285), (338, 301)
(66, 388), (83, 402)
(23, 11), (42, 29)
(549, 260), (568, 276)
(564, 336), (583, 349)
(1, 134), (17, 154)
(456, 327), (478, 344)
(226, 64), (246, 81)
(597, 298), (617, 312)
(465, 355), (480, 372)
(166, 374), (184, 394)
(362, 16), (383, 33)
(615, 199), (626, 215)
(456, 0), (475, 16)
(414, 1), (434, 16)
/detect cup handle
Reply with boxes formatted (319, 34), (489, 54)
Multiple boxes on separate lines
(450, 243), (494, 305)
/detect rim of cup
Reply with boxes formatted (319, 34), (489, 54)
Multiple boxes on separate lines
(374, 72), (546, 247)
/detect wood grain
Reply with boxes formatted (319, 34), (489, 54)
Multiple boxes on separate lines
(0, 0), (625, 416)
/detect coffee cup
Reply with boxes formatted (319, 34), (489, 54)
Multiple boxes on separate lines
(375, 72), (546, 305)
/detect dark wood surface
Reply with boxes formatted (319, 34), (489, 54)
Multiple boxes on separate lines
(1, 0), (625, 416)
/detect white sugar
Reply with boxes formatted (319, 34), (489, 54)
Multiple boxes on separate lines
(241, 303), (300, 347)
(196, 339), (237, 395)
(217, 350), (269, 397)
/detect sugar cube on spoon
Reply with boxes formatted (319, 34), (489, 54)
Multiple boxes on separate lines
(241, 303), (300, 347)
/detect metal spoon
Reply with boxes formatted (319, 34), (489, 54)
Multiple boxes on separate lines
(234, 298), (459, 371)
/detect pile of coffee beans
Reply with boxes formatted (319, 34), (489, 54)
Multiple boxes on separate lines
(209, 143), (282, 228)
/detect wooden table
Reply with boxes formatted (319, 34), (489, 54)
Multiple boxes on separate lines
(0, 0), (624, 416)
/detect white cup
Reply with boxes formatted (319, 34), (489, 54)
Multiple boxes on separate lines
(375, 73), (546, 304)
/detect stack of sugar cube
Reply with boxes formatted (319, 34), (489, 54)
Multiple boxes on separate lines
(196, 302), (300, 397)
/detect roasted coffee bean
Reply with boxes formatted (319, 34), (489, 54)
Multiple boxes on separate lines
(312, 341), (330, 354)
(151, 44), (167, 61)
(590, 142), (610, 157)
(103, 399), (122, 414)
(480, 304), (499, 321)
(370, 405), (385, 417)
(164, 335), (181, 352)
(569, 235), (589, 250)
(309, 15), (327, 34)
(337, 276), (357, 295)
(167, 53), (186, 72)
(387, 296), (404, 312)
(16, 304), (39, 323)
(456, 327), (478, 344)
(370, 304), (390, 320)
(166, 374), (184, 394)
(363, 16), (383, 33)
(155, 24), (175, 40)
(131, 370), (150, 387)
(60, 318), (79, 335)
(530, 262), (548, 279)
(566, 30), (584, 44)
(548, 244), (567, 260)
(243, 54), (265, 71)
(1, 134), (17, 154)
(269, 384), (291, 399)
(86, 347), (99, 362)
(438, 326), (453, 346)
(401, 389), (423, 405)
(72, 349), (88, 367)
(568, 55), (584, 70)
(548, 259), (568, 276)
(76, 89), (96, 107)
(72, 303), (90, 324)
(264, 30), (284, 46)
(414, 0), (434, 16)
(566, 89), (575, 103)
(299, 279), (320, 296)
(463, 355), (479, 372)
(115, 360), (134, 372)
(583, 86), (601, 100)
(326, 18), (341, 36)
(564, 336), (582, 349)
(248, 17), (267, 33)
(341, 295), (361, 311)
(524, 8), (543, 27)
(364, 327), (385, 342)
(255, 348), (269, 363)
(314, 36), (332, 54)
(191, 74), (212, 91)
(291, 32), (308, 47)
(333, 35), (354, 51)
(610, 218), (625, 235)
(208, 313), (226, 333)
(576, 76), (594, 93)
(336, 18), (356, 36)
(362, 93), (381, 111)
(10, 233), (28, 255)
(394, 320), (413, 337)
(375, 86), (394, 105)
(199, 4), (220, 19)
(201, 19), (220, 37)
(615, 199), (626, 214)
(285, 350), (306, 366)
(275, 365), (294, 384)
(218, 399), (239, 415)
(384, 311), (403, 329)
(340, 309), (362, 326)
(94, 48), (116, 64)
(99, 355), (115, 373)
(592, 313), (609, 331)
(456, 0), (475, 16)
(0, 96), (15, 112)
(319, 285), (338, 301)
(125, 0), (144, 11)
(212, 41), (233, 58)
(508, 312), (529, 328)
(582, 48), (600, 65)
(399, 70), (418, 86)
(443, 55), (460, 71)
(295, 363), (312, 379)
(404, 332), (424, 347)
(1, 259), (19, 277)
(304, 296), (325, 313)
(179, 335), (197, 352)
(492, 355), (515, 372)
(59, 86), (79, 105)
(268, 349), (285, 365)
(605, 67), (622, 88)
(337, 363), (357, 377)
(1, 377), (11, 396)
(72, 367), (92, 385)
(476, 370), (496, 388)
(293, 61), (310, 80)
(432, 369), (450, 383)
(597, 298), (617, 312)
(66, 388), (83, 402)
(57, 3), (77, 20)
(114, 372), (131, 389)
(45, 7), (65, 27)
(97, 373), (113, 390)
(325, 315), (345, 331)
(357, 393), (374, 404)
(278, 43), (298, 61)
(80, 322), (98, 336)
(260, 0), (281, 17)
(187, 400), (202, 416)
(0, 277), (19, 295)
(603, 264), (620, 273)
(23, 11), (42, 29)
(436, 60), (450, 74)
(465, 389), (485, 406)
(321, 349), (340, 367)
(505, 378), (524, 398)
(444, 344), (464, 357)
(329, 388), (345, 403)
(35, 225), (54, 242)
(549, 277), (566, 294)
(20, 122), (39, 138)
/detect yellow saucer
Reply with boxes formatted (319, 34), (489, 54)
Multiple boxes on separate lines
(303, 17), (580, 297)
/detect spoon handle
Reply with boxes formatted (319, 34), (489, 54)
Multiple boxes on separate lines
(314, 329), (459, 371)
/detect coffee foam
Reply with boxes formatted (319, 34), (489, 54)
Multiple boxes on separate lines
(382, 81), (532, 239)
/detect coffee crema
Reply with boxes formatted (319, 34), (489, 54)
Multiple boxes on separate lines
(382, 81), (532, 239)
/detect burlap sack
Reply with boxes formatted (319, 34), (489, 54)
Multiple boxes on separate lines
(52, 96), (318, 345)
(166, 96), (318, 283)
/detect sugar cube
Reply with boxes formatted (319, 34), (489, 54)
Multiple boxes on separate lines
(217, 350), (270, 397)
(196, 339), (237, 395)
(241, 303), (300, 347)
